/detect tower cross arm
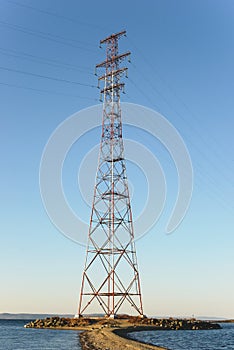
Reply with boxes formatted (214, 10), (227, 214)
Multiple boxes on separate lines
(96, 52), (131, 69)
(100, 30), (126, 44)
(100, 83), (125, 94)
(98, 67), (128, 81)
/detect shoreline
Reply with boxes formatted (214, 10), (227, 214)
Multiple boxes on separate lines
(24, 317), (221, 350)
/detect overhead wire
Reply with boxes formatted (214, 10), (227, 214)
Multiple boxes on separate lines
(128, 77), (162, 114)
(0, 47), (93, 74)
(126, 38), (234, 210)
(193, 159), (234, 212)
(1, 0), (107, 31)
(131, 58), (233, 191)
(2, 1), (232, 209)
(129, 69), (234, 209)
(129, 78), (234, 210)
(128, 78), (233, 210)
(0, 20), (96, 52)
(0, 65), (96, 88)
(130, 60), (234, 191)
(0, 6), (97, 101)
(127, 36), (233, 180)
(0, 81), (98, 101)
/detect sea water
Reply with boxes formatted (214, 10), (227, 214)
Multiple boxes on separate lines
(128, 323), (234, 350)
(0, 320), (82, 350)
(1, 319), (234, 350)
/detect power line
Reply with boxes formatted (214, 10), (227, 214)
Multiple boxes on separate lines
(0, 65), (96, 87)
(0, 47), (93, 74)
(127, 37), (234, 189)
(130, 61), (183, 120)
(128, 73), (234, 208)
(1, 0), (107, 31)
(128, 37), (232, 161)
(128, 77), (162, 114)
(0, 20), (96, 52)
(126, 39), (234, 211)
(129, 77), (234, 210)
(0, 81), (98, 100)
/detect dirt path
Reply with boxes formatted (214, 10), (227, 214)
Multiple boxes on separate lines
(79, 327), (168, 350)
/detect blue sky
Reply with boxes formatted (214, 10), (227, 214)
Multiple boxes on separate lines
(0, 0), (233, 318)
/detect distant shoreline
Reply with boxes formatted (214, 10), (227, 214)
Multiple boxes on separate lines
(0, 313), (73, 320)
(0, 313), (233, 322)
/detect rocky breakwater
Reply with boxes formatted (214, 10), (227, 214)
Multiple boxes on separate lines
(24, 316), (221, 331)
(24, 316), (221, 350)
(127, 316), (221, 330)
(24, 316), (92, 329)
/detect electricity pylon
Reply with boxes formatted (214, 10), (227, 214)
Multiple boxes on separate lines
(78, 30), (143, 318)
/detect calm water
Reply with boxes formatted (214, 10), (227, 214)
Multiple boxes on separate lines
(0, 320), (82, 350)
(1, 320), (234, 350)
(128, 323), (234, 350)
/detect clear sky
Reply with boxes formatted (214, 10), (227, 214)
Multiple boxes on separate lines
(0, 0), (233, 318)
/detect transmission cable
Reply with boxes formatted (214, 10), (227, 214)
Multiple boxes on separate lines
(1, 0), (107, 32)
(0, 20), (96, 52)
(0, 66), (96, 88)
(127, 37), (234, 190)
(0, 81), (98, 101)
(128, 37), (233, 171)
(128, 73), (234, 209)
(128, 77), (162, 114)
(0, 47), (93, 74)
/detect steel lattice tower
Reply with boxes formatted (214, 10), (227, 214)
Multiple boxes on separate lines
(78, 31), (143, 318)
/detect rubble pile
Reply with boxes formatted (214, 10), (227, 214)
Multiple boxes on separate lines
(127, 317), (221, 330)
(24, 317), (92, 328)
(24, 316), (221, 330)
